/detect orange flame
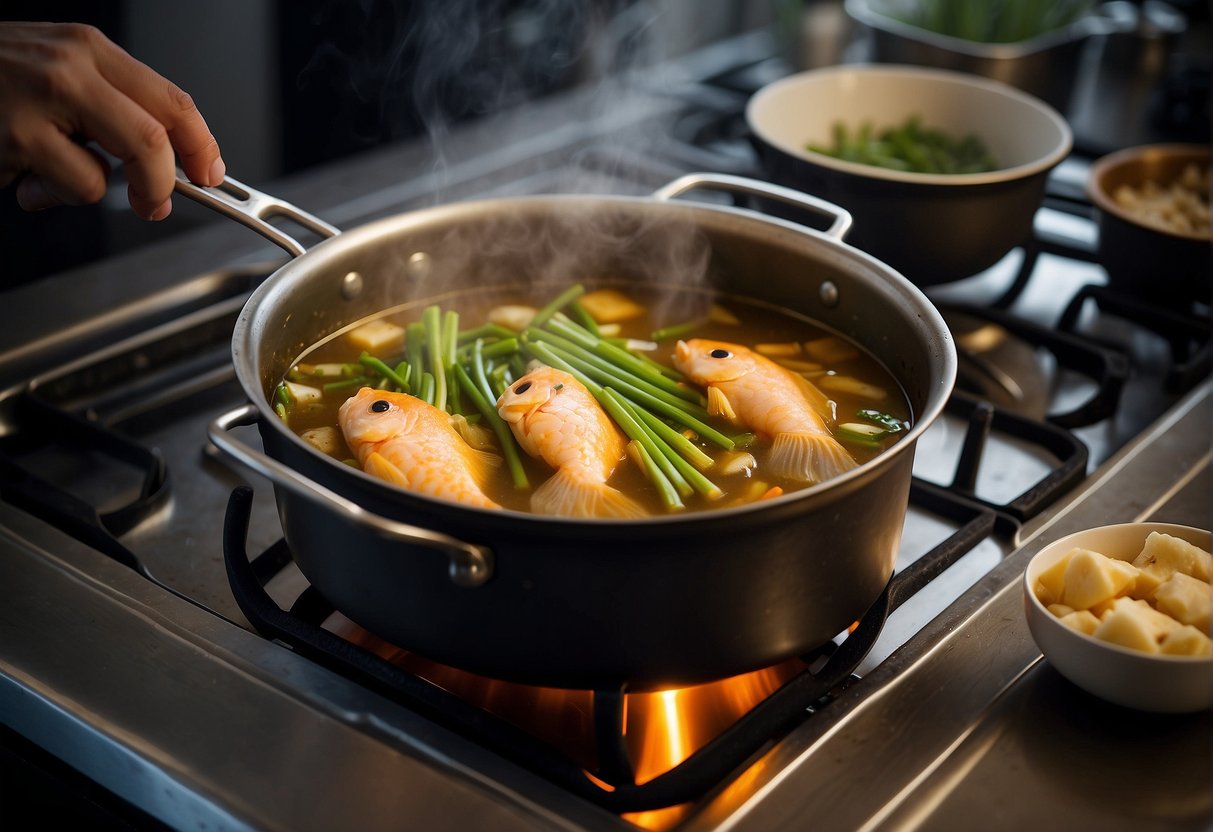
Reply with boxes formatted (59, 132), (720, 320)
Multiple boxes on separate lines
(326, 613), (810, 828)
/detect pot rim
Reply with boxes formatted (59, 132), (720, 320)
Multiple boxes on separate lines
(844, 0), (1131, 58)
(746, 63), (1073, 187)
(234, 191), (957, 527)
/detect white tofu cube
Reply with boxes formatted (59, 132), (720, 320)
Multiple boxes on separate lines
(285, 381), (323, 404)
(300, 426), (342, 456)
(348, 320), (405, 353)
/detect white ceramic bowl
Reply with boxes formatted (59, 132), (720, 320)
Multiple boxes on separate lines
(748, 63), (1071, 187)
(1023, 522), (1212, 713)
(746, 63), (1072, 285)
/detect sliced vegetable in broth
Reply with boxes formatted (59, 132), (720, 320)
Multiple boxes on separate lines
(276, 284), (912, 517)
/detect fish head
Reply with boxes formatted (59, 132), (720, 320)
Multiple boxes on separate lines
(495, 366), (571, 426)
(337, 387), (423, 447)
(673, 339), (755, 385)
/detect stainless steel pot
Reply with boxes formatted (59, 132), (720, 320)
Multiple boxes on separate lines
(845, 0), (1137, 113)
(190, 172), (957, 690)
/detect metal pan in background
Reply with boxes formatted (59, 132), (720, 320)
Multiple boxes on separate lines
(1087, 142), (1211, 307)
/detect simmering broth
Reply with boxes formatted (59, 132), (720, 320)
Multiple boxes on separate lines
(277, 283), (912, 516)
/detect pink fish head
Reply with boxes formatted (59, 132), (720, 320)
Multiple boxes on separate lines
(673, 339), (757, 385)
(496, 366), (572, 426)
(337, 387), (425, 447)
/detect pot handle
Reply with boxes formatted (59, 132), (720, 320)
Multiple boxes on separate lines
(208, 403), (495, 588)
(652, 172), (853, 241)
(174, 172), (341, 258)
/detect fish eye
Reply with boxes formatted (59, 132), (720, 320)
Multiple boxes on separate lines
(370, 400), (390, 413)
(514, 381), (532, 394)
(709, 348), (732, 359)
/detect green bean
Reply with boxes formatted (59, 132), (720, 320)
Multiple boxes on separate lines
(650, 317), (709, 342)
(545, 317), (700, 404)
(323, 376), (372, 394)
(480, 337), (520, 360)
(274, 382), (292, 408)
(453, 364), (529, 489)
(509, 353), (528, 379)
(358, 352), (410, 392)
(625, 439), (683, 511)
(610, 341), (683, 380)
(626, 399), (715, 470)
(488, 363), (512, 399)
(406, 323), (426, 395)
(607, 389), (723, 500)
(598, 387), (692, 498)
(526, 341), (734, 450)
(523, 341), (598, 391)
(443, 310), (461, 414)
(526, 327), (708, 415)
(545, 313), (598, 349)
(457, 322), (515, 343)
(529, 284), (585, 329)
(442, 310), (460, 363)
(591, 341), (701, 404)
(567, 300), (600, 336)
(422, 305), (447, 411)
(471, 339), (496, 405)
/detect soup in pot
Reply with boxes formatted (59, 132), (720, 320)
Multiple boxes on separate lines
(275, 283), (912, 517)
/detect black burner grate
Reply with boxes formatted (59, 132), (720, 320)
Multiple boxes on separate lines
(222, 483), (996, 813)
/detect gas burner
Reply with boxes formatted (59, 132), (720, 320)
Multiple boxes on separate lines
(221, 484), (992, 815)
(940, 302), (1128, 429)
(1059, 284), (1211, 393)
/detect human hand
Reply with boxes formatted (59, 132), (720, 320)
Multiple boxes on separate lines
(0, 21), (224, 220)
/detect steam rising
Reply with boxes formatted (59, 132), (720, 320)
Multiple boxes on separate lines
(298, 0), (725, 318)
(297, 0), (623, 165)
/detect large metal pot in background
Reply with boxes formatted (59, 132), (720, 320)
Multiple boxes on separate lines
(844, 0), (1137, 113)
(191, 173), (956, 691)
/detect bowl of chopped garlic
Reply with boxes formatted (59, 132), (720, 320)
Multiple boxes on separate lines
(1088, 143), (1210, 307)
(1024, 522), (1212, 713)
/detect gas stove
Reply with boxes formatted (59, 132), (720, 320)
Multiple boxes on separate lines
(0, 27), (1209, 832)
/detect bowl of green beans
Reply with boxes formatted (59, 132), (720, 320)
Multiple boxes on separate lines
(746, 63), (1071, 286)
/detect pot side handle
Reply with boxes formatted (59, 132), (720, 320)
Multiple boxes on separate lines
(208, 403), (494, 588)
(652, 172), (853, 241)
(174, 172), (341, 258)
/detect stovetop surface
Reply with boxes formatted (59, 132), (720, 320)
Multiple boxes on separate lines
(0, 27), (1209, 832)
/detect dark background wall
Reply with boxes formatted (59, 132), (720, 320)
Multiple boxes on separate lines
(0, 0), (764, 288)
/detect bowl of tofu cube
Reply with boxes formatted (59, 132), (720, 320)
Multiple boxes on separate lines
(1024, 522), (1211, 713)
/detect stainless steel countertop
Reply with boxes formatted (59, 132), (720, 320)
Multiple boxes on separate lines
(0, 380), (1206, 831)
(699, 379), (1211, 831)
(0, 27), (1209, 831)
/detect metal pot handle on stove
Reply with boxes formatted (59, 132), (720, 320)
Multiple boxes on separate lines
(208, 403), (495, 587)
(174, 171), (341, 258)
(653, 172), (853, 240)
